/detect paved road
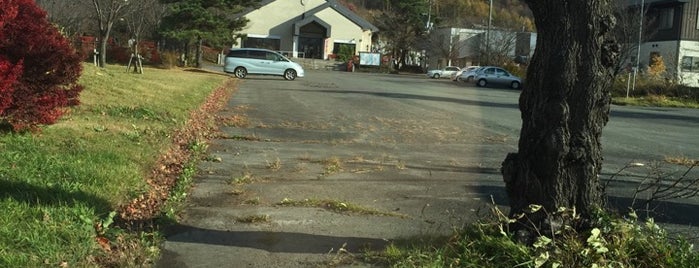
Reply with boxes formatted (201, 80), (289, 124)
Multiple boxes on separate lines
(158, 70), (699, 267)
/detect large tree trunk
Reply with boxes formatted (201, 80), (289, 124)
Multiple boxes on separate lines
(501, 0), (620, 241)
(98, 32), (108, 67)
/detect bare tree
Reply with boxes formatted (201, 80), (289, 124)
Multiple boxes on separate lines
(612, 1), (658, 75)
(36, 0), (91, 37)
(501, 0), (621, 243)
(606, 160), (699, 213)
(480, 29), (518, 66)
(90, 0), (133, 67)
(122, 0), (166, 72)
(428, 31), (462, 67)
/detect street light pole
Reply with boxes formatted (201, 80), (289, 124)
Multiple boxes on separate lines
(631, 0), (645, 96)
(486, 0), (492, 65)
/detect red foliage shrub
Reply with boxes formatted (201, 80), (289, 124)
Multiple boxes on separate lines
(0, 0), (83, 131)
(0, 0), (22, 114)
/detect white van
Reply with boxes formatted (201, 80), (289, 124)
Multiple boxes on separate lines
(223, 48), (305, 81)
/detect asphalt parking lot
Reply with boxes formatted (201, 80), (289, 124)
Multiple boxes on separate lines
(159, 69), (699, 267)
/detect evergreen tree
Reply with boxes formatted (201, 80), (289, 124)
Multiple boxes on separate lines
(159, 0), (260, 68)
(373, 0), (429, 69)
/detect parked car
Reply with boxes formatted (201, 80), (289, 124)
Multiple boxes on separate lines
(223, 48), (305, 80)
(474, 66), (522, 89)
(451, 66), (480, 82)
(426, 66), (460, 79)
(456, 66), (484, 82)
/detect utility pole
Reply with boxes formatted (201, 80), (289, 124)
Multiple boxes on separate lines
(486, 0), (492, 65)
(632, 0), (644, 94)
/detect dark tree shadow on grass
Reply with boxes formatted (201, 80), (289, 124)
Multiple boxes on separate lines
(0, 179), (112, 212)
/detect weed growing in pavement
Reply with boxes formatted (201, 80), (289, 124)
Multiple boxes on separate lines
(221, 114), (249, 127)
(235, 214), (270, 223)
(230, 171), (254, 185)
(228, 171), (254, 198)
(664, 155), (699, 167)
(325, 243), (360, 267)
(277, 198), (406, 217)
(243, 197), (260, 205)
(395, 160), (406, 170)
(266, 157), (282, 170)
(220, 134), (261, 141)
(321, 157), (343, 175)
(230, 189), (244, 196)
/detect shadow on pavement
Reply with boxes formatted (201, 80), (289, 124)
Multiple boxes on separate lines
(466, 183), (699, 227)
(608, 195), (699, 226)
(276, 88), (520, 110)
(610, 109), (699, 124)
(163, 225), (389, 253)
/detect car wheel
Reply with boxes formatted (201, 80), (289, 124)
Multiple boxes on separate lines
(466, 76), (473, 82)
(284, 69), (297, 80)
(433, 74), (440, 79)
(477, 79), (487, 87)
(234, 67), (247, 79)
(511, 81), (521, 89)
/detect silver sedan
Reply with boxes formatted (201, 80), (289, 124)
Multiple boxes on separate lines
(474, 66), (522, 89)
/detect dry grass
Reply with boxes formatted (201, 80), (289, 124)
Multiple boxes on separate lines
(664, 155), (699, 167)
(322, 156), (344, 175)
(235, 215), (270, 223)
(266, 157), (282, 170)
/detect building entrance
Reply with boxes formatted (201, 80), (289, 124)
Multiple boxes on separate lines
(298, 21), (327, 59)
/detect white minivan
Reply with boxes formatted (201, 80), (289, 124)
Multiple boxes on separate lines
(223, 48), (305, 80)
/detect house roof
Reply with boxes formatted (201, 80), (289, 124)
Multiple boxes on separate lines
(242, 0), (379, 32)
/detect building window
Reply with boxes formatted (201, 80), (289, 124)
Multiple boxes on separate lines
(243, 37), (281, 51)
(681, 56), (699, 72)
(658, 8), (674, 29)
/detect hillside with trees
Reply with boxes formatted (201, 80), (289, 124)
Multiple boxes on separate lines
(339, 0), (534, 31)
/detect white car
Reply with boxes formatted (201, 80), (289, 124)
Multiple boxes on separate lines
(426, 66), (460, 79)
(452, 66), (480, 82)
(458, 66), (485, 82)
(223, 48), (304, 80)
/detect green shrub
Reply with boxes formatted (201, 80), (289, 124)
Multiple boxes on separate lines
(374, 207), (699, 268)
(337, 44), (355, 62)
(611, 73), (699, 105)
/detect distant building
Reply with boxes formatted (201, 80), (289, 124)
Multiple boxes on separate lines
(632, 0), (699, 87)
(425, 27), (536, 69)
(234, 0), (378, 60)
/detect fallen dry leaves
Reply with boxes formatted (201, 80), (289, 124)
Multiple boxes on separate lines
(95, 78), (238, 266)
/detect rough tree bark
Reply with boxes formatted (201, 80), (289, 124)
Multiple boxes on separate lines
(501, 0), (620, 241)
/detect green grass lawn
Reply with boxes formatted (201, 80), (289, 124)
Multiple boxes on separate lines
(0, 64), (228, 267)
